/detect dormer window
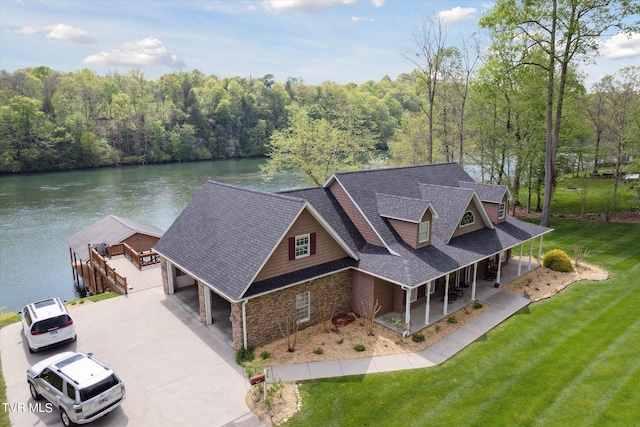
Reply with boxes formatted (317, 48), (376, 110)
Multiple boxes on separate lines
(498, 202), (506, 220)
(460, 211), (475, 227)
(418, 220), (430, 243)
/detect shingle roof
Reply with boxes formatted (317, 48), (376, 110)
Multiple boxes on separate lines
(376, 193), (436, 223)
(327, 163), (476, 251)
(419, 184), (483, 244)
(154, 181), (306, 301)
(65, 215), (164, 261)
(459, 181), (509, 203)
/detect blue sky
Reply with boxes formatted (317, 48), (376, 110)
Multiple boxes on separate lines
(1, 0), (638, 86)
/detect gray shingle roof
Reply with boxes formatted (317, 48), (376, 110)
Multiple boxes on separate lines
(459, 181), (509, 203)
(65, 215), (164, 261)
(154, 181), (306, 301)
(376, 193), (435, 223)
(327, 163), (476, 251)
(419, 184), (479, 244)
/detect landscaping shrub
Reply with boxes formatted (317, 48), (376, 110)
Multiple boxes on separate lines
(542, 249), (574, 272)
(472, 301), (483, 310)
(313, 347), (324, 355)
(447, 316), (458, 324)
(412, 333), (425, 342)
(354, 344), (366, 352)
(236, 346), (255, 365)
(260, 351), (271, 360)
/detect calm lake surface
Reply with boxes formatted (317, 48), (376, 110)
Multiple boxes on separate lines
(0, 159), (481, 313)
(0, 158), (308, 312)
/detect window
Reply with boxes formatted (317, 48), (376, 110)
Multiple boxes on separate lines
(288, 233), (316, 260)
(418, 220), (430, 243)
(41, 369), (64, 392)
(66, 383), (76, 400)
(460, 211), (475, 227)
(409, 288), (418, 303)
(498, 202), (506, 219)
(295, 234), (310, 259)
(296, 292), (310, 323)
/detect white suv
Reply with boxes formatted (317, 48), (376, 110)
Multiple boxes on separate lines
(21, 297), (77, 353)
(27, 351), (126, 426)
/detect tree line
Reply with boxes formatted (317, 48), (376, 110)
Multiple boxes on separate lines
(1, 2), (638, 225)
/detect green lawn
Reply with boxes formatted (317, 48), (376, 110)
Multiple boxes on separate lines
(518, 174), (640, 216)
(286, 220), (640, 426)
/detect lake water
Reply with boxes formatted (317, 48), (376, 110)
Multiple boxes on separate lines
(0, 159), (481, 313)
(0, 158), (308, 312)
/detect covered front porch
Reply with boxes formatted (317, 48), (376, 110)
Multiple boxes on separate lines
(376, 253), (539, 335)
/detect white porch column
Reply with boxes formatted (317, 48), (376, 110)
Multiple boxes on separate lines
(517, 243), (524, 276)
(528, 239), (534, 270)
(471, 262), (478, 301)
(424, 281), (432, 325)
(404, 287), (411, 329)
(496, 254), (502, 285)
(204, 286), (212, 325)
(167, 260), (175, 294)
(443, 273), (450, 316)
(538, 235), (544, 266)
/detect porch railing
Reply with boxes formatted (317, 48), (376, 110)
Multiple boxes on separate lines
(108, 242), (160, 270)
(88, 244), (128, 295)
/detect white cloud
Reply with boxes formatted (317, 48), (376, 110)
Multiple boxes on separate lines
(83, 37), (185, 68)
(352, 16), (374, 23)
(15, 26), (40, 35)
(437, 7), (478, 24)
(45, 23), (96, 44)
(371, 0), (385, 6)
(600, 32), (640, 60)
(262, 0), (357, 12)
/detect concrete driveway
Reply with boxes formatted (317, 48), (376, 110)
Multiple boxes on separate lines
(1, 288), (263, 427)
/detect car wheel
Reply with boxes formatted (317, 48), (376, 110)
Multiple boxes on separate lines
(29, 382), (42, 400)
(60, 408), (76, 427)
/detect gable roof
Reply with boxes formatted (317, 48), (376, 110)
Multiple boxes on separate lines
(419, 184), (493, 244)
(154, 181), (358, 302)
(376, 193), (439, 223)
(324, 163), (477, 252)
(459, 181), (512, 203)
(65, 215), (164, 261)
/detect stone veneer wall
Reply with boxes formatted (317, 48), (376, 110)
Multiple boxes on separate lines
(231, 270), (353, 350)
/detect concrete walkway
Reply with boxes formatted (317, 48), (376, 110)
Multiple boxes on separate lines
(269, 288), (530, 382)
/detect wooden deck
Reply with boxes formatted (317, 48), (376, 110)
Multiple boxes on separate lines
(105, 256), (162, 292)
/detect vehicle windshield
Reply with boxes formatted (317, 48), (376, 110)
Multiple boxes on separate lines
(32, 315), (72, 333)
(79, 374), (119, 401)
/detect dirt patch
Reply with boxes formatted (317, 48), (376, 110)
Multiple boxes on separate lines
(246, 261), (609, 425)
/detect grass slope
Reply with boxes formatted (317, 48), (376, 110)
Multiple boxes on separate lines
(287, 220), (640, 426)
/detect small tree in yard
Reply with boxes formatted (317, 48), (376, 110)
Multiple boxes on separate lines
(278, 310), (300, 353)
(542, 249), (574, 273)
(359, 298), (381, 336)
(573, 244), (589, 268)
(320, 297), (337, 333)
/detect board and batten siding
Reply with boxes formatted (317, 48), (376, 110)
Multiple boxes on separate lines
(253, 208), (349, 283)
(328, 180), (385, 247)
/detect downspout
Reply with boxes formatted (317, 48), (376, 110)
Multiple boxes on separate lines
(242, 300), (248, 350)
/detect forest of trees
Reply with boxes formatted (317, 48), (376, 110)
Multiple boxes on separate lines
(1, 2), (638, 221)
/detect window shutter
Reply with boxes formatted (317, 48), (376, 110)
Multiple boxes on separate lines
(310, 232), (316, 255)
(288, 237), (295, 260)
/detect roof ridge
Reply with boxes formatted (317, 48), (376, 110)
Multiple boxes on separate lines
(205, 180), (306, 204)
(333, 162), (460, 177)
(376, 192), (428, 202)
(419, 183), (475, 192)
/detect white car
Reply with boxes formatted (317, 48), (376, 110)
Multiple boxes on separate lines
(21, 297), (77, 353)
(28, 351), (126, 426)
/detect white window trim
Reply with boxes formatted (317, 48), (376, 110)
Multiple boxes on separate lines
(296, 291), (310, 323)
(498, 202), (506, 220)
(295, 233), (310, 259)
(460, 211), (475, 227)
(409, 287), (418, 303)
(418, 220), (430, 243)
